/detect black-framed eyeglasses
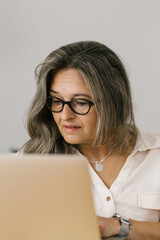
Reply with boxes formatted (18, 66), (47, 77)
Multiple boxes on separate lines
(46, 96), (94, 115)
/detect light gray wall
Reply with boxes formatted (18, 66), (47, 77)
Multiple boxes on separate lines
(0, 0), (160, 153)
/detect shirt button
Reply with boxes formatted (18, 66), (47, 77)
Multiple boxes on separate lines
(106, 196), (111, 201)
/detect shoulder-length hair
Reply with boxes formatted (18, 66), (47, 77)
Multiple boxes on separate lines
(21, 41), (137, 153)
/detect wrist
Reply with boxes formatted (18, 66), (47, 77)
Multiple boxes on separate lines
(112, 216), (121, 236)
(112, 213), (132, 237)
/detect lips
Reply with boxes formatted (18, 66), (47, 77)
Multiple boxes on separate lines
(63, 125), (81, 132)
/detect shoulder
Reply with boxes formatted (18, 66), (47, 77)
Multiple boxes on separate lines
(142, 132), (160, 148)
(136, 130), (160, 151)
(133, 130), (160, 165)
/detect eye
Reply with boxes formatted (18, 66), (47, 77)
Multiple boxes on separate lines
(73, 99), (89, 107)
(51, 97), (62, 106)
(52, 99), (61, 104)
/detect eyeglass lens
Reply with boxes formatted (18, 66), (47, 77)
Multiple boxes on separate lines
(47, 97), (93, 115)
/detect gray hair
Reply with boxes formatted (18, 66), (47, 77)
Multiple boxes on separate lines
(21, 41), (137, 153)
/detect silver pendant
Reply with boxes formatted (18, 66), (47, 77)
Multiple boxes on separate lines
(95, 162), (104, 172)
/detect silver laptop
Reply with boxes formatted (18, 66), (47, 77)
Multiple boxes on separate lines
(0, 154), (125, 240)
(0, 154), (101, 240)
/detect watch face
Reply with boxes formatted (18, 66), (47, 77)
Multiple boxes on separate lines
(113, 213), (121, 221)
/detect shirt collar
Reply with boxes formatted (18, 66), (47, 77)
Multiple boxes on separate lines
(132, 129), (160, 155)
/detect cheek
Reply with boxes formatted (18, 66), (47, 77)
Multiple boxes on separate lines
(52, 113), (59, 126)
(90, 118), (98, 131)
(85, 111), (98, 130)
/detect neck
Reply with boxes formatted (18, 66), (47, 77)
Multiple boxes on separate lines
(76, 143), (112, 162)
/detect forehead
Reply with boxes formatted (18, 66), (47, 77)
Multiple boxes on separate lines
(50, 69), (88, 91)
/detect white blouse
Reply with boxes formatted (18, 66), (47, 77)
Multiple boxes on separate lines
(87, 131), (160, 222)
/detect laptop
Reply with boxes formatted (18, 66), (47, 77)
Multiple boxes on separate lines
(0, 154), (101, 240)
(0, 154), (125, 240)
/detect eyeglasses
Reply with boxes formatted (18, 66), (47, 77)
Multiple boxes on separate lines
(46, 96), (94, 115)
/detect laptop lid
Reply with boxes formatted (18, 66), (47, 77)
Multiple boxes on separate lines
(0, 154), (101, 240)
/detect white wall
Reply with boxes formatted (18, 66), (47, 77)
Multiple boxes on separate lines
(0, 0), (160, 153)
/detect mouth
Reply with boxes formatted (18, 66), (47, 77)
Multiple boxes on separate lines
(63, 125), (81, 132)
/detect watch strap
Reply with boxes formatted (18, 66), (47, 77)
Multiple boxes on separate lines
(119, 218), (130, 236)
(112, 213), (132, 237)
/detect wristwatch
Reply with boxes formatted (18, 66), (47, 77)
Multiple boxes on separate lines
(112, 213), (132, 237)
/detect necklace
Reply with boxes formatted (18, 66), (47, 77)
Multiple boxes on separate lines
(88, 149), (112, 172)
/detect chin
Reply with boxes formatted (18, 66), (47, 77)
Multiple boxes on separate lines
(63, 137), (82, 145)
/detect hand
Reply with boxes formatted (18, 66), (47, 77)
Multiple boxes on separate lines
(98, 216), (121, 238)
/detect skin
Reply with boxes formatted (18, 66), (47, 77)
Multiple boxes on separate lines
(50, 68), (160, 239)
(50, 69), (98, 148)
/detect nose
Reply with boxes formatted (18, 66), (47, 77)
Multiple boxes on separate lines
(60, 103), (75, 120)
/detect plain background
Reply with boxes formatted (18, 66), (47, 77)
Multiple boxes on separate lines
(0, 0), (160, 153)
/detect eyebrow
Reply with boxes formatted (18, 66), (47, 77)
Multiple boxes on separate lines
(49, 90), (91, 98)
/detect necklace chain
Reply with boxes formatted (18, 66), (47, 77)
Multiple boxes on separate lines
(88, 149), (112, 164)
(87, 149), (113, 172)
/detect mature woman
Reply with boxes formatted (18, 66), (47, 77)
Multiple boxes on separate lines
(21, 41), (160, 239)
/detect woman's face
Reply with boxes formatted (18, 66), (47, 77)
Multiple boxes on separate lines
(50, 69), (98, 147)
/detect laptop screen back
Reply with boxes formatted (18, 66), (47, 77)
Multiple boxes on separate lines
(0, 154), (100, 240)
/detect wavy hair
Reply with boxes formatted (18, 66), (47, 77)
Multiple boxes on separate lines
(21, 41), (137, 153)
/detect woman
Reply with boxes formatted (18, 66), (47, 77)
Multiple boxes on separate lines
(21, 41), (160, 239)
